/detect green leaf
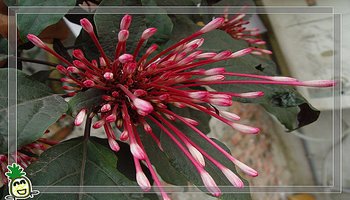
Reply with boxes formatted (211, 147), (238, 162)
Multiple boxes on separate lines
(75, 28), (100, 61)
(16, 0), (76, 42)
(0, 69), (68, 154)
(160, 124), (251, 200)
(141, 0), (174, 45)
(67, 88), (105, 116)
(0, 37), (8, 61)
(30, 70), (53, 83)
(94, 0), (146, 59)
(138, 126), (188, 186)
(25, 137), (157, 199)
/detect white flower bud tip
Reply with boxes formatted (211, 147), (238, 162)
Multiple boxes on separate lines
(141, 28), (157, 40)
(200, 171), (221, 197)
(80, 18), (94, 33)
(188, 145), (205, 167)
(221, 168), (244, 188)
(108, 138), (120, 152)
(130, 143), (146, 160)
(103, 72), (114, 80)
(200, 17), (225, 33)
(136, 172), (151, 191)
(74, 109), (87, 126)
(231, 123), (260, 134)
(27, 34), (46, 48)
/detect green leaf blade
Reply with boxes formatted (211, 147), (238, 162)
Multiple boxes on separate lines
(0, 69), (68, 153)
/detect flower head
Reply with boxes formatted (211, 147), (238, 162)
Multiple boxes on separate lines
(27, 15), (334, 199)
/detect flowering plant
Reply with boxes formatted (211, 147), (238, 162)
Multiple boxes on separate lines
(0, 1), (334, 200)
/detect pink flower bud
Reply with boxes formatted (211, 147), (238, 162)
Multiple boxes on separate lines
(200, 17), (225, 33)
(118, 30), (129, 42)
(267, 76), (297, 82)
(119, 54), (134, 63)
(221, 168), (244, 188)
(233, 159), (258, 177)
(67, 66), (80, 73)
(133, 98), (154, 115)
(200, 171), (221, 197)
(146, 44), (158, 55)
(158, 94), (169, 101)
(101, 104), (111, 112)
(231, 123), (260, 134)
(108, 138), (120, 152)
(198, 75), (225, 82)
(99, 57), (106, 67)
(83, 80), (95, 87)
(209, 98), (233, 106)
(188, 91), (208, 99)
(27, 34), (46, 48)
(134, 89), (147, 97)
(103, 72), (114, 80)
(56, 65), (67, 74)
(141, 28), (157, 40)
(300, 80), (336, 87)
(91, 59), (98, 68)
(209, 94), (232, 99)
(130, 143), (146, 160)
(220, 110), (240, 121)
(237, 91), (264, 98)
(204, 68), (226, 75)
(74, 109), (87, 126)
(120, 130), (129, 141)
(105, 114), (117, 122)
(92, 119), (105, 129)
(230, 48), (253, 58)
(60, 78), (75, 84)
(80, 18), (94, 33)
(187, 144), (205, 166)
(72, 49), (85, 60)
(212, 50), (232, 60)
(102, 95), (115, 101)
(120, 14), (132, 30)
(73, 60), (86, 69)
(196, 52), (217, 59)
(136, 172), (151, 191)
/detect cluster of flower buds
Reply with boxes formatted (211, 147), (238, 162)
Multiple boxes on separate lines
(0, 139), (57, 185)
(219, 11), (266, 46)
(27, 14), (334, 199)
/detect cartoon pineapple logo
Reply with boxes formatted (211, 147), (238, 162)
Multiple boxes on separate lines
(5, 163), (39, 200)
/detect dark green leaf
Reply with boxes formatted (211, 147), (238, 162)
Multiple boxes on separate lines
(160, 123), (251, 200)
(30, 70), (53, 83)
(141, 0), (174, 45)
(94, 0), (146, 59)
(0, 37), (8, 61)
(16, 0), (76, 42)
(67, 88), (105, 115)
(75, 28), (100, 61)
(25, 137), (157, 199)
(0, 69), (68, 153)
